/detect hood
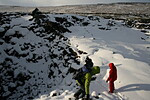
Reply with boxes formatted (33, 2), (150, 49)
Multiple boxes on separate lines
(91, 66), (100, 75)
(109, 63), (115, 69)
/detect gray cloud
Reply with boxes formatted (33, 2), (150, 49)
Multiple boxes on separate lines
(0, 0), (99, 6)
(0, 0), (35, 6)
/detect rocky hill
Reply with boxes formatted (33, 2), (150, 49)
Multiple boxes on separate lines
(0, 9), (82, 99)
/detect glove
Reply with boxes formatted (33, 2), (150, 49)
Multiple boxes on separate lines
(84, 94), (90, 100)
(91, 77), (96, 81)
(106, 80), (108, 83)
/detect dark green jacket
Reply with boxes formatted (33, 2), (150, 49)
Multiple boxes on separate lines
(76, 66), (100, 94)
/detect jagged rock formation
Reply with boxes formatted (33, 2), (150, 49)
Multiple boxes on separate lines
(0, 9), (80, 100)
(125, 18), (150, 30)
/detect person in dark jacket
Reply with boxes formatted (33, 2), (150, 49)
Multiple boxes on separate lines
(106, 63), (117, 93)
(74, 66), (100, 100)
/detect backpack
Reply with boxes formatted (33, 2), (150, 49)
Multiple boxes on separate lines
(73, 57), (93, 80)
(72, 65), (92, 80)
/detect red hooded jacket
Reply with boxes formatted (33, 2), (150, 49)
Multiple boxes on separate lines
(107, 63), (117, 82)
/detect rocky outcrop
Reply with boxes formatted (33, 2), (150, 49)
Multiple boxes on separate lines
(0, 9), (80, 100)
(125, 18), (150, 29)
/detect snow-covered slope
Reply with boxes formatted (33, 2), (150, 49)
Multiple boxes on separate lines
(0, 11), (150, 100)
(64, 14), (150, 100)
(0, 12), (80, 100)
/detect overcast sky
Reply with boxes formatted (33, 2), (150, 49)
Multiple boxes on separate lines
(0, 0), (150, 6)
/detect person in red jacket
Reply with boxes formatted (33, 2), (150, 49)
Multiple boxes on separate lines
(106, 63), (117, 93)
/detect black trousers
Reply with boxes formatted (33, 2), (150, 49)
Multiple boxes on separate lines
(74, 88), (86, 99)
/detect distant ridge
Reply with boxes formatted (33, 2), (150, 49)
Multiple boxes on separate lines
(0, 3), (150, 16)
(0, 2), (150, 7)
